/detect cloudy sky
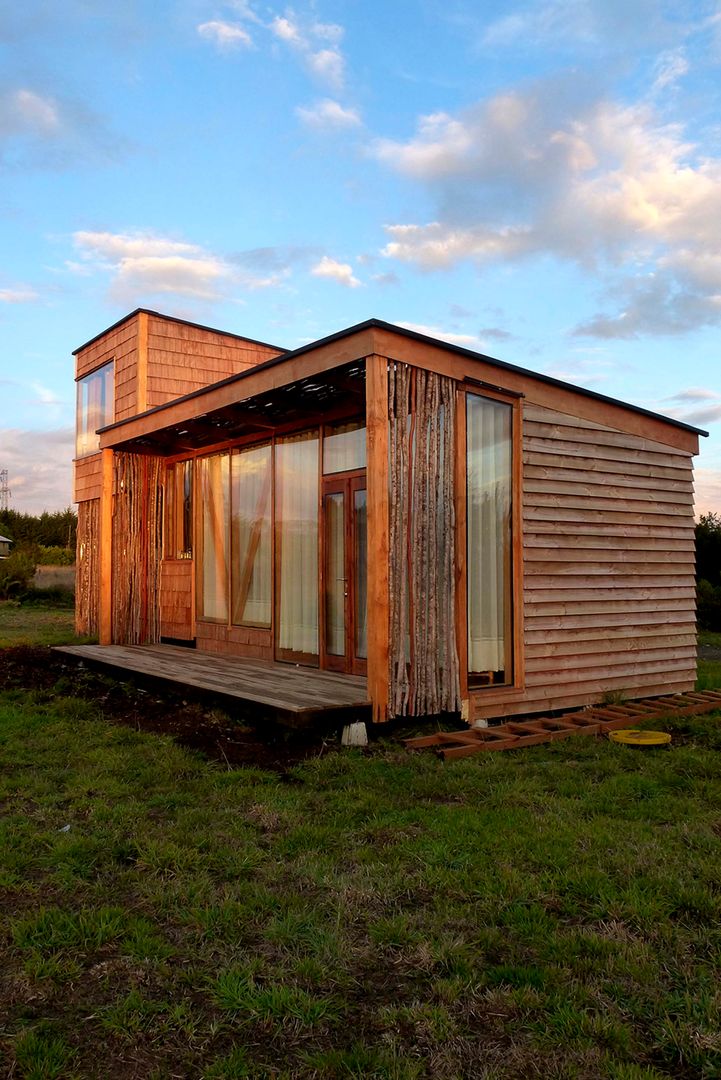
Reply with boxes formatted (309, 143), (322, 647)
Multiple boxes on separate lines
(1, 0), (720, 514)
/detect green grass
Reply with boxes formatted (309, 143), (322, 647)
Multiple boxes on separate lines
(0, 601), (93, 647)
(1, 618), (720, 1078)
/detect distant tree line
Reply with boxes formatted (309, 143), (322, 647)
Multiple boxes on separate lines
(0, 508), (77, 552)
(696, 513), (721, 632)
(0, 509), (77, 599)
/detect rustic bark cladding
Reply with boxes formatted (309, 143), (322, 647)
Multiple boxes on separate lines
(111, 453), (163, 645)
(388, 363), (460, 717)
(75, 499), (100, 635)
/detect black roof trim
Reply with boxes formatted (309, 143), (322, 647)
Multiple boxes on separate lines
(72, 308), (286, 356)
(95, 316), (709, 439)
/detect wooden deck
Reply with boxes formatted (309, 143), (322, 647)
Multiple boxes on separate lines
(55, 644), (370, 719)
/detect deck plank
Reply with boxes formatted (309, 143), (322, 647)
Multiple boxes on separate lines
(55, 644), (370, 716)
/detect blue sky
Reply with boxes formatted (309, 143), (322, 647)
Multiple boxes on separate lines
(1, 0), (720, 513)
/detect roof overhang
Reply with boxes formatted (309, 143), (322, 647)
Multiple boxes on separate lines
(98, 319), (707, 457)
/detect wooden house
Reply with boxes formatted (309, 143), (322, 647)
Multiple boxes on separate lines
(73, 309), (706, 725)
(0, 534), (13, 559)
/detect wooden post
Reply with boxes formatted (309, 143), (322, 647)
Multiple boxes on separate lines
(365, 354), (389, 723)
(99, 448), (114, 645)
(137, 311), (149, 414)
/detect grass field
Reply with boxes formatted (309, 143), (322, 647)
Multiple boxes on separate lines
(1, 608), (721, 1078)
(0, 603), (85, 648)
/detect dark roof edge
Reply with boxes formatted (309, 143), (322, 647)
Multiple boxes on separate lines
(96, 316), (709, 439)
(72, 308), (286, 356)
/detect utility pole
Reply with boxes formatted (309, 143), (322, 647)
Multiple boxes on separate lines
(0, 469), (9, 512)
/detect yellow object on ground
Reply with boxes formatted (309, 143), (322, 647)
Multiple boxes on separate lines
(609, 729), (672, 746)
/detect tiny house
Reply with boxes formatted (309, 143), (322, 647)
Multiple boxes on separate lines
(0, 534), (12, 559)
(73, 309), (706, 724)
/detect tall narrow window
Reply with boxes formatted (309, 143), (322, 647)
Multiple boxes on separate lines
(231, 444), (272, 627)
(276, 431), (319, 659)
(198, 453), (230, 621)
(466, 393), (513, 685)
(165, 461), (193, 559)
(76, 361), (114, 457)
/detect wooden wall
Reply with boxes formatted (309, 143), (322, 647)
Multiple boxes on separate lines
(470, 404), (697, 722)
(73, 454), (102, 503)
(194, 620), (273, 660)
(76, 318), (139, 421)
(146, 314), (283, 409)
(159, 560), (195, 640)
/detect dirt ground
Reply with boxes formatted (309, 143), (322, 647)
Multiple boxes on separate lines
(0, 645), (332, 773)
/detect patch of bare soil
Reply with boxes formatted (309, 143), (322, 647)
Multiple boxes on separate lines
(0, 645), (329, 773)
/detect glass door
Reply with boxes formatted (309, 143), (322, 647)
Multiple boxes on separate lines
(321, 474), (367, 675)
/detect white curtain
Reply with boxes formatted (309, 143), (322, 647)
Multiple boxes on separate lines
(276, 432), (319, 655)
(199, 453), (230, 621)
(467, 394), (512, 675)
(231, 444), (272, 626)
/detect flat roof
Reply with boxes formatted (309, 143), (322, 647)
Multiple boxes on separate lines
(96, 316), (708, 440)
(72, 307), (286, 356)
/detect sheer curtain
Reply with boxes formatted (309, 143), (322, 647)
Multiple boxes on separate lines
(231, 444), (271, 626)
(467, 394), (512, 677)
(199, 453), (230, 621)
(276, 432), (319, 656)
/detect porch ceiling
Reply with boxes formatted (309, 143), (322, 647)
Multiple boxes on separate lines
(105, 360), (366, 455)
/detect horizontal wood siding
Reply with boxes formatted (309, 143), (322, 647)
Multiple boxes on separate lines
(471, 404), (697, 722)
(159, 560), (195, 640)
(73, 453), (102, 502)
(146, 315), (283, 409)
(194, 620), (273, 660)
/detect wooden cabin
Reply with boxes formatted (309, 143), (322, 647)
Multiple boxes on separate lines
(0, 534), (13, 559)
(73, 309), (706, 725)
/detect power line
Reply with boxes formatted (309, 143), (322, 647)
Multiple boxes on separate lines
(0, 469), (10, 512)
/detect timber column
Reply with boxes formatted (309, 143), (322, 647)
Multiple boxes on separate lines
(98, 448), (113, 645)
(365, 354), (390, 723)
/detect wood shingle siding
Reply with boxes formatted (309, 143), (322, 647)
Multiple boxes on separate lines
(145, 314), (282, 409)
(470, 404), (697, 723)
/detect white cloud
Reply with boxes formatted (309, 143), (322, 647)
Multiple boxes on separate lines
(375, 79), (721, 336)
(306, 48), (344, 90)
(295, 98), (360, 130)
(668, 388), (721, 403)
(0, 85), (120, 167)
(397, 322), (481, 348)
(71, 230), (285, 303)
(270, 14), (303, 44)
(650, 49), (689, 95)
(694, 468), (721, 516)
(197, 20), (253, 49)
(0, 286), (39, 303)
(268, 11), (346, 90)
(0, 427), (74, 514)
(311, 256), (361, 288)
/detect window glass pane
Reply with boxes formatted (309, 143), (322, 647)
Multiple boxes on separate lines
(324, 492), (345, 656)
(323, 421), (366, 474)
(76, 362), (114, 457)
(467, 394), (512, 682)
(231, 444), (272, 627)
(165, 461), (193, 559)
(276, 431), (319, 656)
(199, 454), (230, 620)
(354, 488), (368, 660)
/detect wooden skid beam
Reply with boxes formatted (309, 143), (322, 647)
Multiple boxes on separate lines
(404, 692), (721, 759)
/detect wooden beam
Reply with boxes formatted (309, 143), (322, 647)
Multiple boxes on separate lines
(100, 327), (377, 449)
(137, 311), (149, 413)
(99, 449), (114, 645)
(365, 355), (389, 723)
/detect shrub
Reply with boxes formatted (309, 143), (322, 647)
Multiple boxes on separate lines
(36, 545), (75, 566)
(697, 578), (721, 632)
(0, 552), (37, 600)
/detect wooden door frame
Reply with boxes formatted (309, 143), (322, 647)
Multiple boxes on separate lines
(319, 469), (367, 676)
